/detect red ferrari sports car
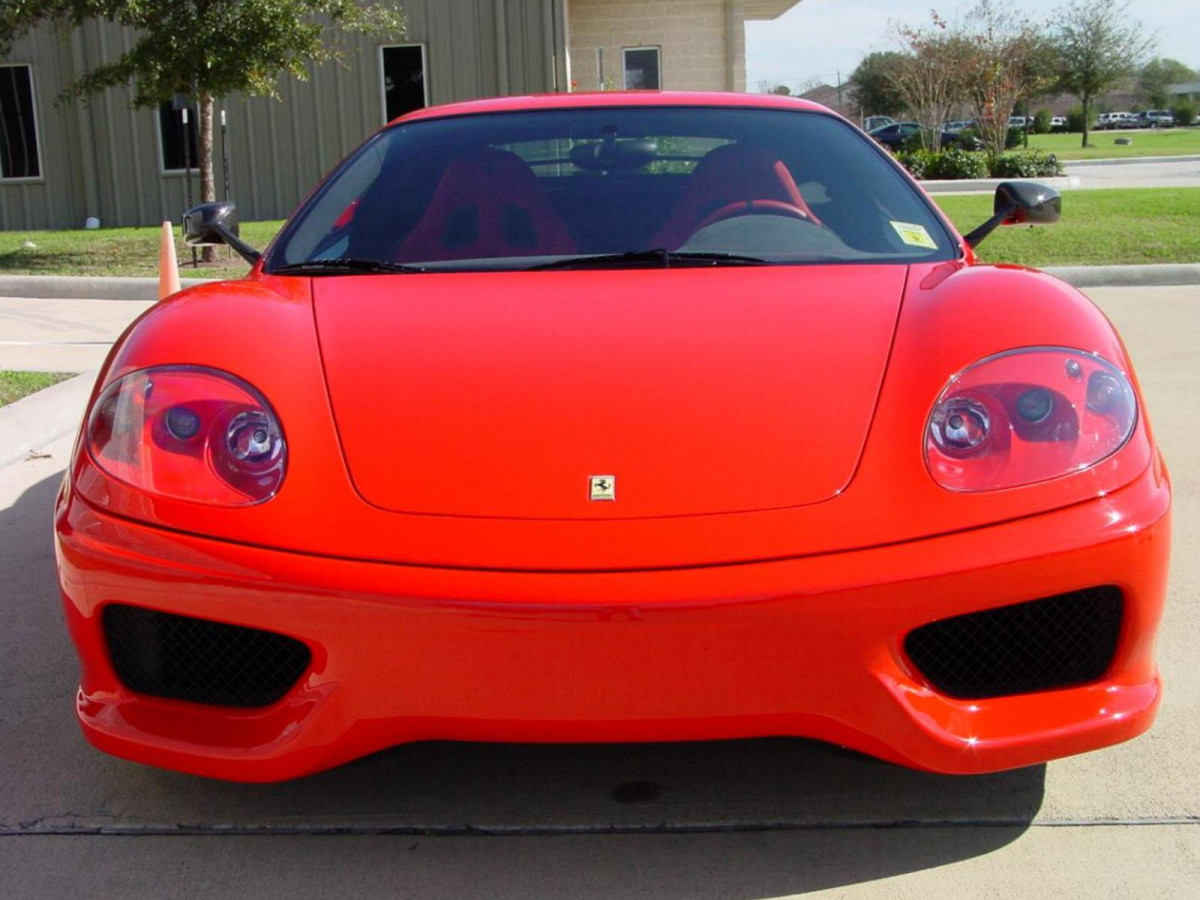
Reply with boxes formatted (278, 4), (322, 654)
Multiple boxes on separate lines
(56, 92), (1170, 782)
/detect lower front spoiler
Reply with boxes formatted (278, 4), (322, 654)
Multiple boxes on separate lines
(57, 465), (1170, 782)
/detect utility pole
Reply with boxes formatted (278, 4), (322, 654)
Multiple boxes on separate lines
(836, 70), (844, 114)
(181, 105), (197, 268)
(220, 108), (231, 202)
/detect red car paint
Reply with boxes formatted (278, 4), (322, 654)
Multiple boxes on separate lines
(56, 91), (1169, 781)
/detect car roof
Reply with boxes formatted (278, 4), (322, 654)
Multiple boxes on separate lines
(391, 91), (834, 126)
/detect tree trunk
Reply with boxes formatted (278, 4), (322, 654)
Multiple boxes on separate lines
(1080, 95), (1090, 150)
(198, 91), (216, 264)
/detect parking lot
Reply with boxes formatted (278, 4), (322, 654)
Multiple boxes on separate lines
(1, 285), (1197, 897)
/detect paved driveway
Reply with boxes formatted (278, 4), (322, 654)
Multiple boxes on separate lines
(1066, 158), (1200, 190)
(1, 286), (1197, 897)
(0, 295), (152, 372)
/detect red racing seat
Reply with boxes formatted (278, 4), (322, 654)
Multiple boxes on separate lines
(649, 143), (819, 250)
(396, 147), (576, 262)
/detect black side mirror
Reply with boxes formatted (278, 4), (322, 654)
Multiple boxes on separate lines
(182, 202), (260, 265)
(964, 181), (1061, 249)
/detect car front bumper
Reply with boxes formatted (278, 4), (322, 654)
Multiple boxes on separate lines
(56, 461), (1170, 782)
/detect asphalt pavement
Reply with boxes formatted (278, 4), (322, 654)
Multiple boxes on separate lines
(1065, 157), (1200, 190)
(0, 285), (1197, 897)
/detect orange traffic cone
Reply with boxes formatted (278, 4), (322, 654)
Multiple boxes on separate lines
(158, 221), (181, 300)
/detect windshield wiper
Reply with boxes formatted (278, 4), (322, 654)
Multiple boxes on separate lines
(528, 249), (772, 271)
(270, 258), (428, 276)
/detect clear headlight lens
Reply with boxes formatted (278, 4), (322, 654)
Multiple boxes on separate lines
(926, 348), (1136, 492)
(87, 366), (286, 505)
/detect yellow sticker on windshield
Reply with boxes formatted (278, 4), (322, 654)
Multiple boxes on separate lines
(890, 221), (938, 249)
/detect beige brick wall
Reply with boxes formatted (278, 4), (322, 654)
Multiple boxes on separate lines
(567, 0), (746, 93)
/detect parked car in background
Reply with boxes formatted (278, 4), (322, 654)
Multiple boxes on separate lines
(868, 121), (983, 151)
(943, 119), (975, 133)
(1137, 110), (1176, 128)
(862, 115), (896, 132)
(1050, 116), (1067, 132)
(1007, 115), (1029, 129)
(1097, 112), (1137, 130)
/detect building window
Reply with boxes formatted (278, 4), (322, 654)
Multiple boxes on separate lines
(0, 64), (41, 180)
(158, 102), (198, 172)
(623, 47), (661, 90)
(381, 45), (427, 123)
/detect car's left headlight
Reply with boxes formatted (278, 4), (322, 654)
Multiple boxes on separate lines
(925, 347), (1137, 492)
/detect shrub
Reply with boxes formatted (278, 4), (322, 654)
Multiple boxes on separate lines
(924, 148), (989, 180)
(1172, 99), (1198, 127)
(1066, 104), (1087, 133)
(1005, 126), (1025, 149)
(989, 150), (1064, 179)
(900, 131), (927, 153)
(1032, 109), (1053, 134)
(895, 149), (936, 179)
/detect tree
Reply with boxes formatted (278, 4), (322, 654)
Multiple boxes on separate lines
(768, 84), (793, 96)
(958, 1), (1055, 156)
(1051, 0), (1152, 148)
(849, 52), (909, 119)
(1, 2), (404, 260)
(888, 16), (972, 151)
(1138, 58), (1197, 108)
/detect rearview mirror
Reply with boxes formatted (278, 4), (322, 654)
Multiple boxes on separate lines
(183, 201), (239, 246)
(964, 181), (1061, 249)
(182, 202), (260, 265)
(994, 181), (1062, 226)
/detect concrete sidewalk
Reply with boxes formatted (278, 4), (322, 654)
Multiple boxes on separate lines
(0, 371), (94, 470)
(0, 295), (152, 371)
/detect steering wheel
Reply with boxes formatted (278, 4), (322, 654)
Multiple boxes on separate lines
(694, 199), (815, 232)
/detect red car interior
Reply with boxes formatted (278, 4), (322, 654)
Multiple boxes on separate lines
(649, 142), (819, 249)
(395, 146), (577, 261)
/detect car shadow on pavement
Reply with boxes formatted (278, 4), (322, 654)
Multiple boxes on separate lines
(2, 470), (1045, 896)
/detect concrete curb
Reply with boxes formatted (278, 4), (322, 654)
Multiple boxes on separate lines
(1043, 263), (1200, 288)
(1063, 154), (1200, 167)
(0, 275), (208, 302)
(921, 175), (1080, 194)
(0, 371), (96, 471)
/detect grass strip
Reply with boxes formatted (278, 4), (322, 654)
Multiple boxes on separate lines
(0, 371), (75, 407)
(1025, 128), (1200, 160)
(0, 221), (284, 279)
(1, 188), (1197, 278)
(933, 188), (1200, 267)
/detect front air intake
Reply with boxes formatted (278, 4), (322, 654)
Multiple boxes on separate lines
(904, 586), (1124, 699)
(102, 604), (311, 708)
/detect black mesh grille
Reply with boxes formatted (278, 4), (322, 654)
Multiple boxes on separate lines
(904, 586), (1124, 699)
(102, 604), (311, 708)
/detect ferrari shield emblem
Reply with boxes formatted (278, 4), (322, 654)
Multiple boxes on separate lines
(589, 475), (616, 501)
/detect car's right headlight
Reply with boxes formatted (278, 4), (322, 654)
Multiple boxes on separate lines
(87, 365), (286, 506)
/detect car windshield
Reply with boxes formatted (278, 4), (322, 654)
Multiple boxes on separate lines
(268, 106), (958, 273)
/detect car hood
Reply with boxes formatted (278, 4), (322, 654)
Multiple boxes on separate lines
(313, 265), (906, 519)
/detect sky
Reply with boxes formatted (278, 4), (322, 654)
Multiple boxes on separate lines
(745, 0), (1200, 93)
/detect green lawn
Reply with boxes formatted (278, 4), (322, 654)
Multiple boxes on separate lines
(934, 187), (1200, 267)
(1, 187), (1197, 277)
(0, 371), (75, 407)
(1026, 128), (1200, 160)
(0, 220), (284, 279)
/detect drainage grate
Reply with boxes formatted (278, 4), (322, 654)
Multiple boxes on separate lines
(904, 586), (1124, 699)
(102, 604), (311, 708)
